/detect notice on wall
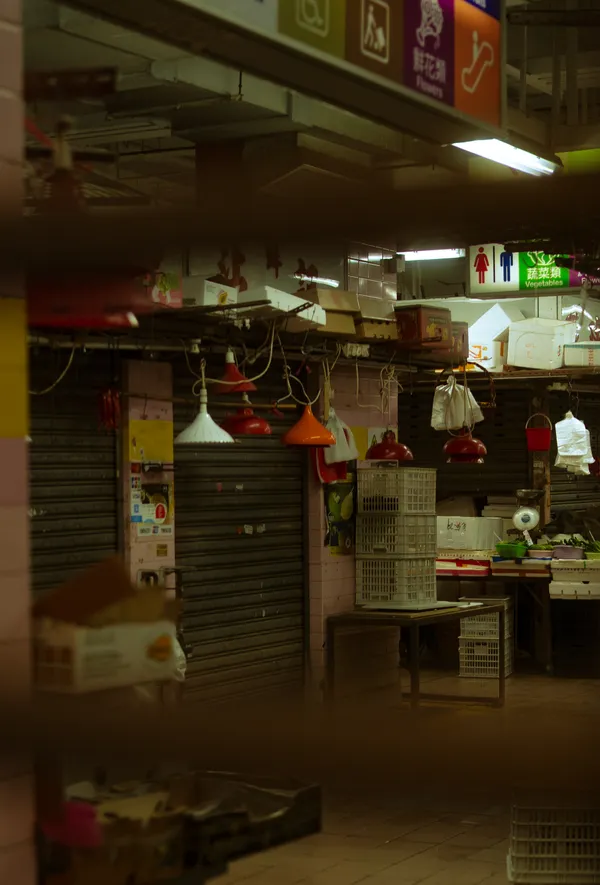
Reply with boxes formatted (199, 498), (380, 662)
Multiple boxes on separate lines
(325, 480), (355, 556)
(351, 425), (399, 460)
(129, 419), (174, 464)
(131, 476), (174, 537)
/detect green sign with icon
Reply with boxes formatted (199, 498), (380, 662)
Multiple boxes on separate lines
(518, 252), (570, 290)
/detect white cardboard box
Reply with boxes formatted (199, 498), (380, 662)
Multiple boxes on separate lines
(564, 342), (600, 367)
(437, 516), (504, 551)
(35, 619), (177, 693)
(182, 278), (238, 308)
(468, 304), (524, 370)
(237, 286), (327, 329)
(507, 318), (578, 370)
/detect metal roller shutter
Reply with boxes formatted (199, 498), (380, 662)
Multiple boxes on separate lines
(173, 360), (307, 703)
(398, 386), (531, 499)
(29, 349), (120, 596)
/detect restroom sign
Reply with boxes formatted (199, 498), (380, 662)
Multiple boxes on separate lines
(469, 243), (517, 294)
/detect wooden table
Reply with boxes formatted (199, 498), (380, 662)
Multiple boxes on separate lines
(326, 602), (507, 709)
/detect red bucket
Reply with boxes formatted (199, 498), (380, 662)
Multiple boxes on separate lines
(526, 413), (552, 452)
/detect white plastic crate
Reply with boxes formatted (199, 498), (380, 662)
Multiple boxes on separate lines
(508, 805), (600, 883)
(357, 467), (436, 515)
(356, 514), (437, 557)
(459, 636), (513, 678)
(459, 597), (514, 639)
(356, 558), (437, 606)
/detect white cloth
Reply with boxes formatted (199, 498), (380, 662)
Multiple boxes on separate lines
(323, 408), (359, 464)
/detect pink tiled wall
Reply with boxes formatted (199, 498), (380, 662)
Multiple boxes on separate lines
(308, 365), (400, 700)
(0, 1), (35, 880)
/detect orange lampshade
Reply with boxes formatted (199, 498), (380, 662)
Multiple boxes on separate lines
(282, 405), (336, 447)
(213, 349), (257, 395)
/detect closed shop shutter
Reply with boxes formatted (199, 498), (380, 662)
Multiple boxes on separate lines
(398, 386), (531, 499)
(173, 360), (307, 703)
(29, 350), (120, 596)
(549, 391), (600, 519)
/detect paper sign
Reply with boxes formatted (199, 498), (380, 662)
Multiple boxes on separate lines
(129, 420), (174, 463)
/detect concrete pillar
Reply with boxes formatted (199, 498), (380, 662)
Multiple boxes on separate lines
(0, 0), (35, 879)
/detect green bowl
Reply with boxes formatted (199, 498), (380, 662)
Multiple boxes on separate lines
(496, 542), (527, 559)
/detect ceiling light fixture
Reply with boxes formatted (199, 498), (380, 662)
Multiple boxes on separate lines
(176, 359), (235, 445)
(452, 139), (560, 176)
(443, 430), (487, 464)
(292, 275), (340, 288)
(282, 405), (335, 447)
(366, 430), (414, 461)
(213, 348), (257, 395)
(220, 396), (272, 436)
(398, 249), (466, 262)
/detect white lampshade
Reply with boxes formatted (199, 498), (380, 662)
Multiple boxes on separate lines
(175, 389), (235, 444)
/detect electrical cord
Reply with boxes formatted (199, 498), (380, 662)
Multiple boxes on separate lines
(29, 346), (76, 395)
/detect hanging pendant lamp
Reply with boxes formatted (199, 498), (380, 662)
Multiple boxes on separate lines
(213, 348), (257, 395)
(443, 429), (487, 464)
(282, 405), (335, 447)
(220, 396), (272, 436)
(177, 358), (235, 444)
(367, 430), (414, 461)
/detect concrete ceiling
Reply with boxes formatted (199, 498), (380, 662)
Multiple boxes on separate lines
(24, 0), (600, 213)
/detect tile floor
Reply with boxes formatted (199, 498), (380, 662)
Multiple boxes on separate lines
(219, 673), (600, 885)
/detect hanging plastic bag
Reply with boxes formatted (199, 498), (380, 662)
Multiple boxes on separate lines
(324, 408), (359, 464)
(555, 411), (595, 475)
(431, 375), (484, 432)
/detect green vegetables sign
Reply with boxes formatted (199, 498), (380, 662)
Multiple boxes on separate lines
(518, 252), (570, 290)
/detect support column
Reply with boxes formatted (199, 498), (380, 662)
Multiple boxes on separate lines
(0, 0), (35, 878)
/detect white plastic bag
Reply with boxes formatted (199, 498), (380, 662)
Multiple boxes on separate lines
(324, 408), (359, 464)
(555, 411), (595, 475)
(431, 375), (484, 432)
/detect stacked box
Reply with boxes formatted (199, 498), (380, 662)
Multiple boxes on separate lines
(458, 596), (514, 678)
(356, 467), (437, 607)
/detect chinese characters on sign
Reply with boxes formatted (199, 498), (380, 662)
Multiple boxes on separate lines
(405, 0), (454, 105)
(469, 244), (576, 294)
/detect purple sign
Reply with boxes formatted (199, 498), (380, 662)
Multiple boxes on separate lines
(569, 270), (600, 288)
(404, 0), (455, 107)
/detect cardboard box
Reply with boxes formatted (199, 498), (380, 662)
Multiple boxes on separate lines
(468, 303), (524, 369)
(507, 318), (578, 370)
(355, 320), (397, 340)
(303, 288), (360, 314)
(358, 296), (395, 321)
(181, 278), (238, 308)
(33, 558), (178, 694)
(564, 342), (600, 367)
(395, 305), (452, 349)
(318, 312), (356, 336)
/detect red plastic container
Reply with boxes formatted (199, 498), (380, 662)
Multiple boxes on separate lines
(525, 414), (552, 452)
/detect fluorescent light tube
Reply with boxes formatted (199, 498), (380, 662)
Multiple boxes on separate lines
(397, 249), (466, 262)
(453, 139), (559, 176)
(292, 275), (340, 288)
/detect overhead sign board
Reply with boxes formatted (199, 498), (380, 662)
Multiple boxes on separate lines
(184, 0), (503, 134)
(469, 244), (585, 294)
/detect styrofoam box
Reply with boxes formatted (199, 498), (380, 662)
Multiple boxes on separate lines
(550, 582), (600, 599)
(237, 286), (327, 330)
(469, 304), (524, 370)
(182, 278), (238, 307)
(437, 516), (504, 551)
(34, 619), (177, 693)
(507, 318), (578, 370)
(564, 342), (600, 368)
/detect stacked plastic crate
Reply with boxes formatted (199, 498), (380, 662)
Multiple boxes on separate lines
(508, 804), (600, 884)
(356, 466), (437, 607)
(459, 596), (514, 678)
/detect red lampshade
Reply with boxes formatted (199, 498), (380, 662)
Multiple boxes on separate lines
(220, 407), (272, 436)
(213, 349), (257, 395)
(367, 431), (414, 461)
(443, 431), (487, 464)
(282, 405), (335, 447)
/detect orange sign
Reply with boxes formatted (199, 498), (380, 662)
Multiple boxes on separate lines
(454, 0), (501, 126)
